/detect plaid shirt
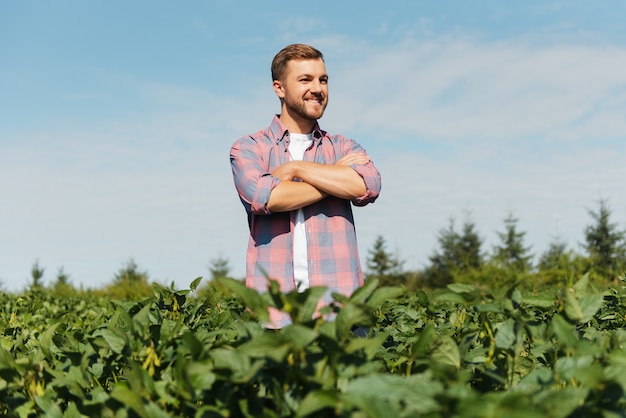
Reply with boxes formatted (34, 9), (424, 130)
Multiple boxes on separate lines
(230, 116), (382, 326)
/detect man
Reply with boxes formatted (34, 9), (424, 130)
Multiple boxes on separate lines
(230, 43), (382, 327)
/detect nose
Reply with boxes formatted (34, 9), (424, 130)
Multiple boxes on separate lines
(310, 79), (322, 93)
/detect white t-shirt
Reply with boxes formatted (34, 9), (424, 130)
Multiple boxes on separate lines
(288, 133), (313, 290)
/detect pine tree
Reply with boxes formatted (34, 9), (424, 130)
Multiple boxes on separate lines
(365, 235), (404, 285)
(30, 260), (45, 289)
(493, 213), (533, 272)
(458, 219), (484, 270)
(55, 266), (71, 286)
(424, 217), (483, 287)
(113, 259), (149, 285)
(208, 256), (231, 280)
(583, 199), (626, 278)
(52, 266), (75, 295)
(426, 220), (460, 287)
(106, 259), (152, 299)
(538, 238), (570, 271)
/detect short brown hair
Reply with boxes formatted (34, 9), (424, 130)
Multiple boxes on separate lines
(271, 44), (324, 81)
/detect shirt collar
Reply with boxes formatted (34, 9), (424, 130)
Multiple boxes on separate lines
(270, 115), (325, 143)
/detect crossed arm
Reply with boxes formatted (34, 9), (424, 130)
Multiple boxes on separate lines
(267, 152), (371, 212)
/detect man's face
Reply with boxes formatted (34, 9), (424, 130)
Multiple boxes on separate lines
(274, 58), (329, 122)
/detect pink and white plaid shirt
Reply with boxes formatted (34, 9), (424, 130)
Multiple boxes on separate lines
(230, 116), (382, 327)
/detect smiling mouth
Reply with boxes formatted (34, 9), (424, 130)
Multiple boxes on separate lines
(306, 97), (324, 105)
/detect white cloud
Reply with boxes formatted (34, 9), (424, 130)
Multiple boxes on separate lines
(325, 37), (626, 143)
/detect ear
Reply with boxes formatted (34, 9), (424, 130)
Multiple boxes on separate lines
(273, 80), (285, 99)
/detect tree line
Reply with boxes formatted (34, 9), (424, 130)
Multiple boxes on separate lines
(366, 199), (626, 291)
(2, 199), (625, 297)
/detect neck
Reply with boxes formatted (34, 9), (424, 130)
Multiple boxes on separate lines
(278, 109), (316, 134)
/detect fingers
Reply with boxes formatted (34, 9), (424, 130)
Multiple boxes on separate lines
(336, 152), (371, 166)
(271, 162), (295, 180)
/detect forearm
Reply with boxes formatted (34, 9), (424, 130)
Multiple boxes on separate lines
(291, 161), (367, 199)
(267, 180), (327, 212)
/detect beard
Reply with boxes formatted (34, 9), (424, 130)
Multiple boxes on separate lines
(283, 94), (327, 121)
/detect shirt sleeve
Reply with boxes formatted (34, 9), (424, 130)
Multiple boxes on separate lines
(336, 136), (382, 206)
(230, 136), (280, 215)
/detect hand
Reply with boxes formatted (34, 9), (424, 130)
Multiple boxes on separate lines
(271, 161), (296, 181)
(336, 152), (370, 166)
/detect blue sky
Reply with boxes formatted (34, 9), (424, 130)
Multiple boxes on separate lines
(2, 1), (626, 291)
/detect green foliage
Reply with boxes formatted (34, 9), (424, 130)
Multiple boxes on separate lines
(365, 235), (405, 286)
(536, 238), (588, 288)
(112, 259), (149, 285)
(538, 237), (570, 271)
(208, 255), (232, 281)
(584, 199), (626, 280)
(492, 213), (533, 273)
(54, 267), (70, 287)
(100, 259), (153, 300)
(30, 260), (45, 289)
(3, 273), (626, 416)
(423, 217), (484, 288)
(50, 267), (76, 297)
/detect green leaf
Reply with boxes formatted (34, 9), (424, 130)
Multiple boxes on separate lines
(410, 324), (436, 359)
(534, 387), (589, 418)
(608, 349), (626, 366)
(0, 346), (16, 370)
(523, 295), (555, 308)
(365, 286), (405, 308)
(49, 368), (87, 399)
(126, 361), (156, 395)
(345, 331), (387, 359)
(555, 355), (594, 382)
(296, 390), (340, 418)
(509, 287), (523, 307)
(495, 318), (517, 349)
(160, 318), (183, 341)
(447, 283), (478, 294)
(350, 278), (379, 303)
(342, 394), (401, 418)
(189, 277), (202, 291)
(433, 292), (468, 304)
(62, 402), (84, 418)
(15, 402), (37, 418)
(280, 324), (318, 350)
(335, 302), (373, 339)
(143, 402), (172, 418)
(214, 277), (269, 322)
(34, 394), (63, 418)
(572, 272), (590, 294)
(211, 347), (249, 371)
(93, 328), (127, 354)
(577, 293), (604, 323)
(431, 336), (461, 369)
(185, 362), (216, 391)
(239, 332), (290, 362)
(39, 322), (61, 358)
(475, 303), (502, 313)
(564, 288), (604, 323)
(548, 314), (578, 350)
(111, 384), (147, 418)
(180, 331), (204, 360)
(285, 286), (327, 323)
(131, 304), (154, 335)
(517, 367), (553, 391)
(343, 373), (442, 415)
